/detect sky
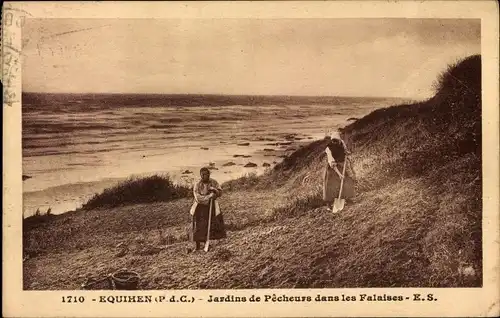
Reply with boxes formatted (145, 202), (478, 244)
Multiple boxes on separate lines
(22, 18), (481, 99)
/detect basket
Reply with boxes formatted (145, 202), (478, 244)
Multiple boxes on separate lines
(111, 270), (140, 290)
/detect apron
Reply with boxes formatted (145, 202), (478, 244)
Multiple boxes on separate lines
(323, 161), (355, 202)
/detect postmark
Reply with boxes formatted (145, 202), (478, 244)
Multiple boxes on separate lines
(2, 5), (31, 107)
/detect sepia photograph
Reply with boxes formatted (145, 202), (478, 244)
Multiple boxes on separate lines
(21, 16), (484, 290)
(3, 1), (499, 317)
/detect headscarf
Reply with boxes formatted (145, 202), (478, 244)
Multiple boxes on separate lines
(200, 167), (210, 174)
(330, 130), (342, 141)
(328, 129), (350, 154)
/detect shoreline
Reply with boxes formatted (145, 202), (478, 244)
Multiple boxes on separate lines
(22, 98), (400, 218)
(22, 133), (323, 218)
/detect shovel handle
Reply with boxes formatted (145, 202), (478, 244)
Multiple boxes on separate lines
(337, 160), (347, 200)
(204, 199), (213, 251)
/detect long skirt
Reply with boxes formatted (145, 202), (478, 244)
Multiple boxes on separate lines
(323, 162), (355, 203)
(192, 201), (227, 242)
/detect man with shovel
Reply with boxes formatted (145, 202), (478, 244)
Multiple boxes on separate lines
(189, 167), (227, 252)
(323, 130), (357, 213)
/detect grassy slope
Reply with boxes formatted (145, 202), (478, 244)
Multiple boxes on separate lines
(23, 55), (482, 289)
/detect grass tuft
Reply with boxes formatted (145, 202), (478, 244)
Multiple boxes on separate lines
(82, 174), (191, 210)
(222, 172), (260, 191)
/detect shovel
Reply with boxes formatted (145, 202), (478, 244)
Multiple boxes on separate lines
(204, 198), (213, 252)
(332, 159), (347, 213)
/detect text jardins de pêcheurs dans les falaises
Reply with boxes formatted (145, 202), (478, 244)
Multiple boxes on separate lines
(204, 293), (437, 302)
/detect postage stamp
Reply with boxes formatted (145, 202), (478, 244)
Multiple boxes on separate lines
(2, 1), (499, 317)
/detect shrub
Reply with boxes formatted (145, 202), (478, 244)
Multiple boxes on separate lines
(82, 174), (191, 209)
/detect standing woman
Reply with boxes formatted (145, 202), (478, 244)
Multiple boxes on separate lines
(189, 167), (227, 252)
(323, 130), (357, 211)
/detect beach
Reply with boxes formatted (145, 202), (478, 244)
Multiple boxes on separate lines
(22, 94), (402, 217)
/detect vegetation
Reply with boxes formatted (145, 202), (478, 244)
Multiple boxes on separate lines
(82, 174), (191, 210)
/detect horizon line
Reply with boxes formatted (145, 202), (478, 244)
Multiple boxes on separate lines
(21, 91), (418, 100)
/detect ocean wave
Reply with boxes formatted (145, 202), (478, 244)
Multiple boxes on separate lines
(23, 122), (119, 133)
(148, 124), (180, 129)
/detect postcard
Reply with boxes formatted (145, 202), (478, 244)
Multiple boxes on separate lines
(2, 1), (499, 317)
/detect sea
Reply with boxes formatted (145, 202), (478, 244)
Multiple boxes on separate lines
(22, 93), (406, 217)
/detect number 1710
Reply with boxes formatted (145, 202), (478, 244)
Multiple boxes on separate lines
(61, 296), (85, 303)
